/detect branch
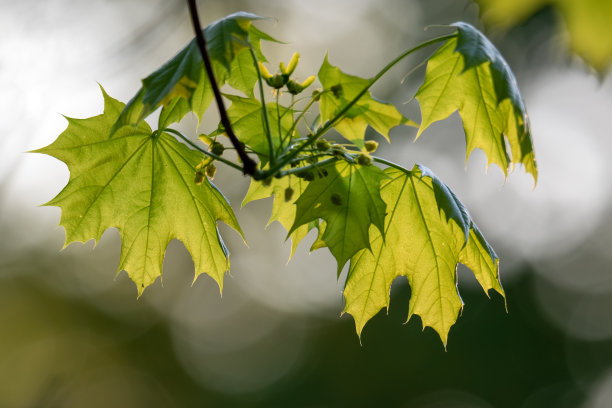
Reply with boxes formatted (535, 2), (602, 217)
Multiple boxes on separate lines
(187, 0), (258, 176)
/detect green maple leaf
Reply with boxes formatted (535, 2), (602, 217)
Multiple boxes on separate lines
(415, 23), (537, 182)
(343, 165), (503, 345)
(113, 12), (279, 132)
(318, 56), (416, 149)
(242, 175), (312, 259)
(289, 161), (388, 274)
(34, 89), (243, 295)
(224, 95), (295, 164)
(475, 0), (612, 74)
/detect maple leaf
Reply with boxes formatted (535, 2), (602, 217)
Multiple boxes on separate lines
(224, 95), (295, 164)
(343, 165), (504, 345)
(242, 175), (312, 259)
(34, 89), (243, 295)
(289, 161), (388, 274)
(415, 23), (537, 182)
(112, 12), (279, 132)
(317, 56), (416, 149)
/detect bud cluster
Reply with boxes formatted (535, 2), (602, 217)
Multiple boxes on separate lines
(258, 52), (316, 95)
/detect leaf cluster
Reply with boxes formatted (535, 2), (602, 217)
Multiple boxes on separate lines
(36, 12), (537, 344)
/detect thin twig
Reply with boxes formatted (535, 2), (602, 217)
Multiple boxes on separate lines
(187, 0), (257, 176)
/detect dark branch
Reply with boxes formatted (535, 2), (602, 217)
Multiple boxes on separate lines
(187, 0), (257, 176)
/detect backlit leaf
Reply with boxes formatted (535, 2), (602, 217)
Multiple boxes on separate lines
(290, 161), (387, 274)
(35, 89), (243, 295)
(242, 174), (312, 259)
(225, 95), (296, 164)
(343, 165), (503, 345)
(415, 23), (537, 182)
(112, 12), (276, 132)
(318, 56), (416, 149)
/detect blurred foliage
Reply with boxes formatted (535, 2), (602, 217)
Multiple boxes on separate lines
(474, 0), (612, 74)
(0, 258), (602, 407)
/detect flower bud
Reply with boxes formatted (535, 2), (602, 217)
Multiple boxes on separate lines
(315, 139), (331, 151)
(205, 163), (216, 179)
(300, 75), (315, 88)
(357, 153), (372, 166)
(280, 52), (300, 76)
(364, 140), (379, 153)
(194, 171), (205, 185)
(258, 62), (273, 79)
(210, 141), (224, 156)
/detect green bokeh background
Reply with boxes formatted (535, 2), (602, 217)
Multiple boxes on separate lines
(2, 0), (612, 406)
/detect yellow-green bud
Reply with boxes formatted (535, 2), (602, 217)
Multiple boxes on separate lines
(210, 141), (224, 156)
(364, 140), (379, 153)
(300, 75), (315, 88)
(356, 153), (372, 166)
(280, 52), (300, 76)
(258, 62), (273, 79)
(315, 139), (331, 151)
(286, 75), (315, 95)
(266, 74), (285, 89)
(205, 163), (217, 179)
(198, 134), (213, 146)
(194, 171), (205, 185)
(195, 157), (212, 170)
(331, 145), (347, 156)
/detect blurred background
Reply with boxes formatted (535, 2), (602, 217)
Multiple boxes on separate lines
(2, 0), (612, 406)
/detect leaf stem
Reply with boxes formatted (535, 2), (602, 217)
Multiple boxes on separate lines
(250, 48), (276, 167)
(277, 157), (338, 177)
(163, 128), (244, 172)
(371, 156), (411, 174)
(261, 33), (456, 178)
(187, 0), (257, 176)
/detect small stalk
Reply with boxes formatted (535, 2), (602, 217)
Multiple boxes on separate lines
(163, 128), (244, 172)
(277, 157), (338, 177)
(250, 48), (276, 167)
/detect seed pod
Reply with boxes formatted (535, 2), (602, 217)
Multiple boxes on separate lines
(364, 140), (379, 153)
(194, 171), (205, 185)
(331, 193), (343, 206)
(210, 141), (224, 156)
(357, 153), (372, 166)
(284, 187), (294, 202)
(205, 163), (216, 179)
